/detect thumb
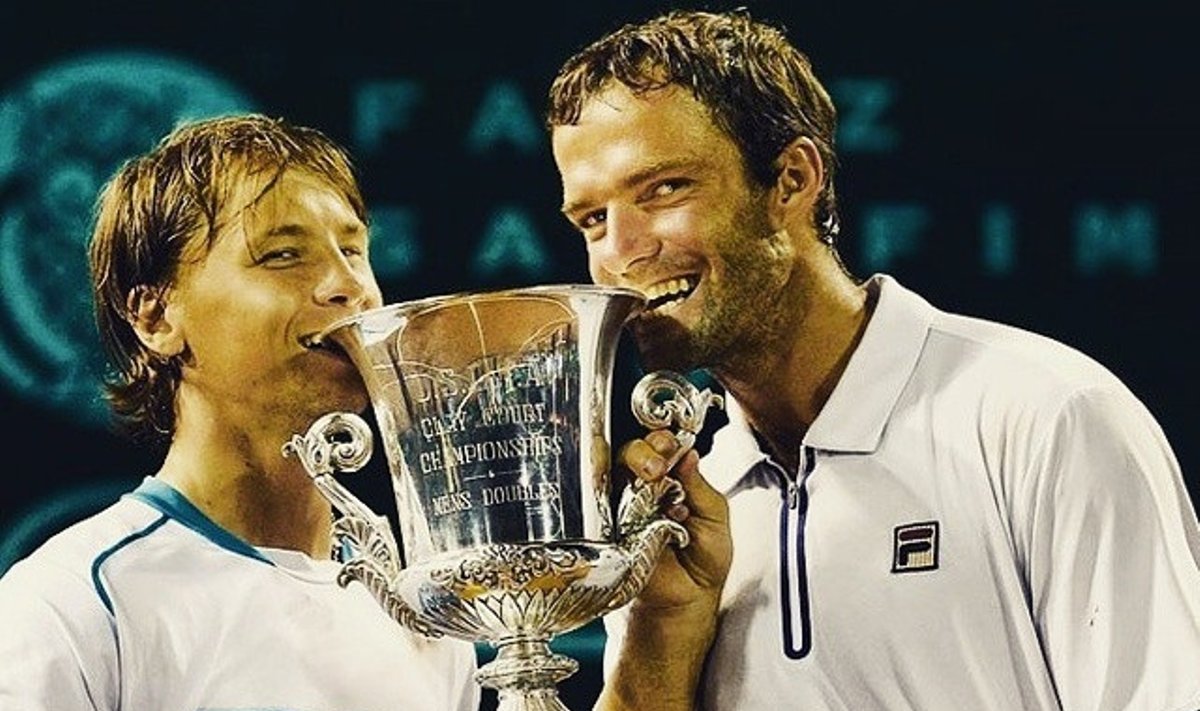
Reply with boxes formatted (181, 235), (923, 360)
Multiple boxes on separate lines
(671, 450), (727, 523)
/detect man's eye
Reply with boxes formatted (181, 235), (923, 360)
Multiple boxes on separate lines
(580, 210), (607, 229)
(651, 179), (688, 198)
(260, 248), (300, 264)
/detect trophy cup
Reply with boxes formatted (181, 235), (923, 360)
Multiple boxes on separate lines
(283, 285), (722, 710)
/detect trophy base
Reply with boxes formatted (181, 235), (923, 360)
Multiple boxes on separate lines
(477, 638), (577, 711)
(495, 689), (572, 711)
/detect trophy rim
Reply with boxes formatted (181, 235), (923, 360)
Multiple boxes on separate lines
(317, 283), (647, 341)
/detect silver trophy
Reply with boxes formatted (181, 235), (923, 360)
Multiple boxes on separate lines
(283, 285), (722, 710)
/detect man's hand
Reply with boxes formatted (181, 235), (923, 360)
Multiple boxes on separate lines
(618, 430), (731, 611)
(595, 430), (732, 711)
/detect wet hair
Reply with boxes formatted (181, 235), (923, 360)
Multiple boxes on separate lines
(547, 9), (841, 243)
(88, 113), (366, 443)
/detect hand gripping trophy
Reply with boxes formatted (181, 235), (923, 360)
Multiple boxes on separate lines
(283, 285), (721, 710)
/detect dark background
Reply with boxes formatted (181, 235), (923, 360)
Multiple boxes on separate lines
(0, 1), (1194, 707)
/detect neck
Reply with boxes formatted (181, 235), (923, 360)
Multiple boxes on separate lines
(156, 394), (333, 559)
(714, 265), (872, 474)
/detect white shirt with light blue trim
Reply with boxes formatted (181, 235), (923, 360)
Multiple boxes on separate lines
(604, 274), (1200, 711)
(0, 477), (479, 711)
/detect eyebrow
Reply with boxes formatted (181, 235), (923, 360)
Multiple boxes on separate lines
(265, 224), (308, 238)
(560, 157), (705, 216)
(263, 222), (366, 238)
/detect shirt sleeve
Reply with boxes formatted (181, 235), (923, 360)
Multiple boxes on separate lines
(0, 559), (119, 711)
(1024, 384), (1200, 711)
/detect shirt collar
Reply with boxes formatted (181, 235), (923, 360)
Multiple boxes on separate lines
(700, 274), (935, 492)
(804, 274), (934, 452)
(701, 396), (771, 493)
(129, 477), (275, 566)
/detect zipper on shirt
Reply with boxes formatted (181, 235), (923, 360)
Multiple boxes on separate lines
(779, 445), (815, 660)
(786, 483), (800, 509)
(785, 446), (813, 509)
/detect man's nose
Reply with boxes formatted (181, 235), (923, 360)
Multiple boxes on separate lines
(594, 205), (660, 279)
(313, 252), (373, 308)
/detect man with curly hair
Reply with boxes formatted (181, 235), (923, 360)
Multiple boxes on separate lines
(550, 10), (1200, 710)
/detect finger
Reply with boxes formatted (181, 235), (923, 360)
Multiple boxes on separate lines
(644, 429), (682, 458)
(617, 438), (669, 483)
(665, 502), (691, 522)
(670, 450), (727, 521)
(671, 452), (733, 588)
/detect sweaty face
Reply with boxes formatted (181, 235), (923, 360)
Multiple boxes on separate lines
(552, 84), (796, 373)
(166, 169), (383, 432)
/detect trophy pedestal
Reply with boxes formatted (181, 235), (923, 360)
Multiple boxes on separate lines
(477, 639), (577, 711)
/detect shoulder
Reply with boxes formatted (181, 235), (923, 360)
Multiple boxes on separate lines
(0, 496), (167, 617)
(926, 310), (1116, 393)
(862, 276), (1132, 440)
(0, 498), (160, 710)
(927, 308), (1169, 446)
(922, 311), (1183, 505)
(880, 284), (1176, 477)
(897, 300), (1148, 441)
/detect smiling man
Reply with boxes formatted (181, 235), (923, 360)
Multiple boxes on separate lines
(549, 10), (1200, 711)
(0, 115), (478, 711)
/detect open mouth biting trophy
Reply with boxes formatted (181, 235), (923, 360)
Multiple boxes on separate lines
(283, 285), (722, 710)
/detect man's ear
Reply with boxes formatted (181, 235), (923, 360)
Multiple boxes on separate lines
(768, 136), (825, 227)
(126, 285), (185, 357)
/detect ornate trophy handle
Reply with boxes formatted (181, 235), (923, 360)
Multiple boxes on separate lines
(283, 413), (441, 638)
(618, 371), (724, 539)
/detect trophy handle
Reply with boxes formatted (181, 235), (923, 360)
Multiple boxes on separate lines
(283, 413), (377, 521)
(619, 371), (724, 538)
(283, 413), (441, 639)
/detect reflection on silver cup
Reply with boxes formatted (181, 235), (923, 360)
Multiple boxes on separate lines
(284, 285), (722, 710)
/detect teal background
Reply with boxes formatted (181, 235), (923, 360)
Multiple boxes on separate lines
(0, 1), (1195, 707)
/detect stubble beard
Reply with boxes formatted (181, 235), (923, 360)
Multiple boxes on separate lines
(633, 195), (795, 378)
(274, 357), (373, 434)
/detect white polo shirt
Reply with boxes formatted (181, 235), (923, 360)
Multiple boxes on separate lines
(0, 477), (479, 711)
(606, 275), (1200, 710)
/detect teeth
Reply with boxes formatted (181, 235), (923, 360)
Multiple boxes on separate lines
(300, 334), (321, 350)
(643, 277), (696, 304)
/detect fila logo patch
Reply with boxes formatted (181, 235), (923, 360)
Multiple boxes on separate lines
(892, 520), (939, 573)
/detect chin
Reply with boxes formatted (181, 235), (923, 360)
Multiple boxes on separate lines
(329, 383), (373, 415)
(632, 324), (699, 374)
(298, 377), (372, 419)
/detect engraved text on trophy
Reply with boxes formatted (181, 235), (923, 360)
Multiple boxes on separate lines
(397, 323), (581, 549)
